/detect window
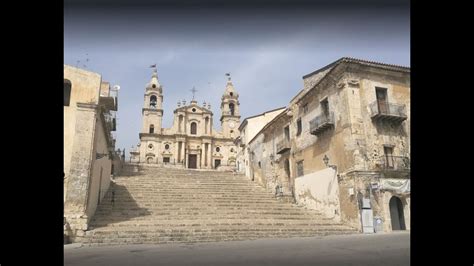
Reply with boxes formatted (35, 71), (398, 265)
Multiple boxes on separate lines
(150, 95), (157, 108)
(230, 92), (234, 97)
(258, 161), (261, 168)
(163, 157), (170, 163)
(216, 147), (220, 152)
(229, 103), (235, 115)
(190, 122), (197, 135)
(64, 79), (72, 106)
(284, 126), (290, 141)
(214, 159), (221, 169)
(230, 130), (234, 134)
(152, 84), (156, 89)
(230, 148), (234, 152)
(148, 143), (153, 150)
(149, 124), (154, 134)
(165, 144), (170, 150)
(192, 108), (196, 112)
(384, 146), (394, 168)
(303, 103), (308, 114)
(296, 160), (304, 177)
(296, 119), (302, 136)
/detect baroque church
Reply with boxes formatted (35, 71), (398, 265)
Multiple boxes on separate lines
(130, 68), (241, 169)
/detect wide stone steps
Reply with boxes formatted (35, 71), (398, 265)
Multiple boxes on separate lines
(85, 230), (356, 246)
(82, 165), (357, 245)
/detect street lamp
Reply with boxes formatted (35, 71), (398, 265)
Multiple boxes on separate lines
(323, 154), (337, 170)
(323, 154), (330, 166)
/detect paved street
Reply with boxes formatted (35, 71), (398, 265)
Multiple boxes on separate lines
(64, 231), (410, 266)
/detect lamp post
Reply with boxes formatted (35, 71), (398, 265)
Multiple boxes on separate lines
(323, 154), (337, 170)
(324, 154), (342, 182)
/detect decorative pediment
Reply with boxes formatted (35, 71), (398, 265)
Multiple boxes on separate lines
(174, 105), (212, 114)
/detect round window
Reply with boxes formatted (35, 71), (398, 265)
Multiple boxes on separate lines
(230, 92), (233, 96)
(230, 130), (234, 133)
(148, 144), (153, 150)
(216, 147), (220, 152)
(192, 108), (196, 112)
(152, 84), (156, 88)
(165, 144), (170, 150)
(230, 148), (234, 152)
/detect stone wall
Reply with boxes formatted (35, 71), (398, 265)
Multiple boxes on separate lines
(64, 65), (102, 195)
(294, 168), (341, 221)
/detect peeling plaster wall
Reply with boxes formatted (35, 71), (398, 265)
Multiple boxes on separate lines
(294, 168), (341, 221)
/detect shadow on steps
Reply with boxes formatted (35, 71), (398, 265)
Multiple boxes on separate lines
(88, 182), (152, 229)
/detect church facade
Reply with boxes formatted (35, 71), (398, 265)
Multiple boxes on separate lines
(130, 69), (240, 170)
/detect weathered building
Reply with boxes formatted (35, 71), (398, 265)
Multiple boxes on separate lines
(234, 107), (286, 176)
(245, 57), (410, 232)
(63, 65), (118, 242)
(130, 69), (240, 170)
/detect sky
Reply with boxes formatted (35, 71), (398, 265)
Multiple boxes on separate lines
(64, 3), (410, 158)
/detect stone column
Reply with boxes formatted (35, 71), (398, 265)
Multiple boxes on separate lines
(181, 142), (186, 167)
(197, 150), (201, 169)
(204, 143), (208, 168)
(208, 144), (213, 169)
(174, 141), (179, 165)
(64, 103), (98, 240)
(185, 147), (188, 168)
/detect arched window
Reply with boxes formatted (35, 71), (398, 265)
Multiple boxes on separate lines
(64, 79), (72, 106)
(190, 122), (197, 135)
(150, 95), (157, 108)
(229, 103), (235, 116)
(149, 124), (154, 134)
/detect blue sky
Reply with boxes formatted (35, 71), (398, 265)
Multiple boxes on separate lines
(64, 6), (409, 157)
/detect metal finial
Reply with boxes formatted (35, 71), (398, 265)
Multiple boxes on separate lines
(190, 86), (198, 100)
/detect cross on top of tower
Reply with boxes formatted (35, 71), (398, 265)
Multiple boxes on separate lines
(190, 86), (198, 100)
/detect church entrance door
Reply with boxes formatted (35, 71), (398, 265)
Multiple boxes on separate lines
(188, 154), (197, 169)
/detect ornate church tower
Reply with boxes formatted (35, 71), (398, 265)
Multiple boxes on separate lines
(142, 68), (164, 134)
(220, 74), (240, 139)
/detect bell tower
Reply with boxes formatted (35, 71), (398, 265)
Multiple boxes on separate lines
(142, 67), (164, 134)
(220, 74), (240, 139)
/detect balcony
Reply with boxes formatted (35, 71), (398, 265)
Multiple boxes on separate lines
(369, 101), (407, 123)
(310, 112), (334, 135)
(276, 139), (290, 154)
(375, 156), (410, 172)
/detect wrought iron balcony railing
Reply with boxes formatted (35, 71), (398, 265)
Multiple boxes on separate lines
(276, 139), (290, 154)
(375, 156), (410, 171)
(309, 112), (334, 135)
(369, 101), (407, 123)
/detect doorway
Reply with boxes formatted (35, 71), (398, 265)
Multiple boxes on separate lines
(214, 159), (221, 169)
(389, 196), (406, 230)
(376, 87), (388, 114)
(188, 154), (197, 169)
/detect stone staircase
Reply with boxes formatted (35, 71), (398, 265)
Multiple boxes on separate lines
(82, 164), (358, 246)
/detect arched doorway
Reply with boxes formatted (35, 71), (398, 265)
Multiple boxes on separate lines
(389, 196), (406, 230)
